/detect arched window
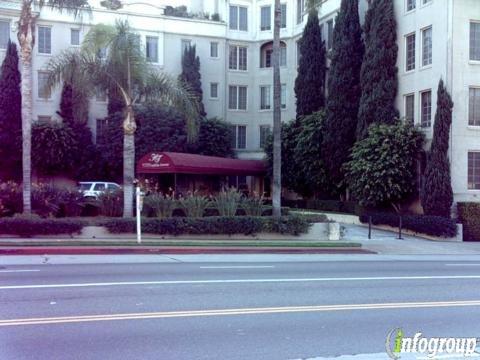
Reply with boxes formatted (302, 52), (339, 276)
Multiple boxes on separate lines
(260, 41), (286, 68)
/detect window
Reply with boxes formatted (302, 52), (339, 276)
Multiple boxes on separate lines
(280, 4), (287, 28)
(210, 83), (218, 99)
(70, 29), (80, 46)
(469, 88), (480, 126)
(468, 152), (480, 190)
(231, 125), (247, 149)
(422, 0), (432, 4)
(261, 6), (271, 31)
(281, 84), (286, 109)
(406, 0), (416, 11)
(230, 5), (248, 31)
(470, 22), (480, 61)
(406, 33), (416, 71)
(38, 26), (51, 54)
(146, 36), (158, 62)
(210, 42), (218, 58)
(96, 119), (108, 141)
(296, 0), (304, 24)
(326, 20), (334, 50)
(228, 85), (247, 110)
(260, 86), (271, 110)
(229, 45), (247, 71)
(37, 71), (51, 99)
(37, 116), (52, 122)
(421, 90), (432, 127)
(0, 20), (9, 49)
(95, 88), (107, 102)
(260, 42), (286, 68)
(421, 27), (432, 66)
(181, 39), (191, 53)
(405, 94), (415, 124)
(259, 125), (271, 149)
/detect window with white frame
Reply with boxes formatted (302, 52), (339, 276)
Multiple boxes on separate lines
(260, 42), (286, 68)
(229, 5), (248, 31)
(96, 118), (108, 141)
(210, 83), (218, 99)
(281, 84), (286, 109)
(95, 88), (107, 102)
(0, 20), (9, 49)
(231, 125), (247, 149)
(261, 6), (271, 31)
(406, 33), (416, 71)
(421, 90), (432, 127)
(422, 0), (432, 4)
(229, 45), (247, 71)
(421, 27), (432, 66)
(228, 85), (247, 110)
(468, 152), (480, 190)
(38, 26), (51, 54)
(210, 42), (218, 58)
(469, 88), (480, 126)
(259, 125), (271, 149)
(326, 20), (334, 50)
(405, 94), (415, 124)
(280, 4), (287, 28)
(406, 0), (416, 11)
(146, 36), (158, 63)
(260, 86), (271, 110)
(470, 22), (480, 61)
(296, 0), (304, 24)
(37, 71), (51, 99)
(70, 29), (80, 46)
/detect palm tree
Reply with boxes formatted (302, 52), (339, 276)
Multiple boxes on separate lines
(17, 0), (90, 215)
(46, 21), (199, 217)
(272, 0), (282, 218)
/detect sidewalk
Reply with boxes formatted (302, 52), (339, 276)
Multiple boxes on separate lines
(343, 224), (480, 255)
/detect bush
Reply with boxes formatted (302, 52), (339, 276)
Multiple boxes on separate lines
(305, 199), (357, 214)
(213, 188), (242, 216)
(103, 215), (312, 236)
(241, 195), (265, 216)
(143, 194), (176, 218)
(359, 212), (457, 238)
(178, 193), (211, 217)
(0, 181), (22, 216)
(457, 202), (480, 241)
(0, 215), (84, 237)
(97, 190), (123, 217)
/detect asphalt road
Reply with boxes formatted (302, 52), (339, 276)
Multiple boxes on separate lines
(2, 256), (480, 359)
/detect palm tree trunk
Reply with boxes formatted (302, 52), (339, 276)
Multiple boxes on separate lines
(272, 0), (282, 218)
(123, 105), (136, 218)
(17, 0), (35, 215)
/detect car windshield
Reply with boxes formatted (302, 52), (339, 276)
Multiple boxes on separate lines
(78, 183), (92, 191)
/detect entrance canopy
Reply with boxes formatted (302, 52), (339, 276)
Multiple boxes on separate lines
(137, 152), (266, 176)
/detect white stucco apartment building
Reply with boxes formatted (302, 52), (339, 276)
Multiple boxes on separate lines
(0, 0), (479, 203)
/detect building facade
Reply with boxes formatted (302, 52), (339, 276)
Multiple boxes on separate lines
(0, 0), (479, 204)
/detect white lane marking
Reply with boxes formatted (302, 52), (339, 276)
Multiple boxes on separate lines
(445, 264), (480, 267)
(0, 270), (40, 273)
(2, 275), (480, 290)
(199, 266), (275, 269)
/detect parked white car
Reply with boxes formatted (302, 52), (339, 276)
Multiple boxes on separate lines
(78, 182), (121, 199)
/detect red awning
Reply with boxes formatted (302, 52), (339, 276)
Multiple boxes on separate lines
(137, 152), (266, 176)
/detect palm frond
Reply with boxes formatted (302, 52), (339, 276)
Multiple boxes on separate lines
(38, 0), (92, 19)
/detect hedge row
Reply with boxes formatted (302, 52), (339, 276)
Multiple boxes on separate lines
(0, 216), (84, 237)
(359, 213), (457, 238)
(103, 215), (312, 236)
(457, 202), (480, 241)
(283, 199), (358, 215)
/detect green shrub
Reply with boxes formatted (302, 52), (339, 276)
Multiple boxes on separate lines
(241, 195), (265, 216)
(0, 181), (22, 216)
(31, 183), (64, 217)
(178, 193), (210, 217)
(213, 188), (242, 216)
(97, 190), (123, 217)
(143, 193), (176, 218)
(0, 215), (84, 237)
(359, 212), (457, 238)
(305, 199), (357, 214)
(457, 202), (480, 241)
(103, 215), (312, 236)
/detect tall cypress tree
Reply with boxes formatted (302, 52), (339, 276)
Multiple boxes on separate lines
(294, 8), (326, 118)
(322, 0), (364, 190)
(356, 0), (398, 140)
(421, 80), (454, 218)
(0, 40), (22, 180)
(57, 82), (74, 125)
(179, 45), (206, 117)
